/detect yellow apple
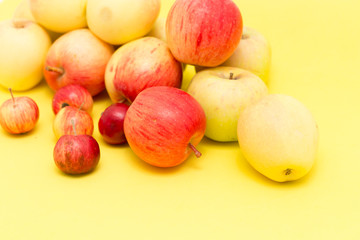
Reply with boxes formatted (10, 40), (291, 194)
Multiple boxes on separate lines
(0, 19), (51, 91)
(86, 0), (161, 45)
(147, 16), (167, 42)
(237, 94), (319, 182)
(187, 67), (268, 142)
(29, 0), (87, 33)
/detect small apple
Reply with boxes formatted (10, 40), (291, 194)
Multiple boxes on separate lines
(52, 84), (93, 115)
(187, 67), (268, 142)
(124, 86), (206, 167)
(86, 0), (161, 45)
(196, 26), (271, 83)
(53, 106), (94, 139)
(166, 0), (243, 67)
(98, 103), (129, 145)
(29, 0), (87, 33)
(0, 19), (51, 91)
(147, 16), (167, 43)
(0, 88), (39, 134)
(105, 37), (182, 103)
(53, 121), (100, 174)
(44, 28), (114, 96)
(237, 94), (319, 182)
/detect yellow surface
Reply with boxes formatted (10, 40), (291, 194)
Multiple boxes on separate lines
(1, 0), (360, 239)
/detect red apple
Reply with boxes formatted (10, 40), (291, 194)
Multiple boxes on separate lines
(44, 28), (114, 96)
(124, 86), (206, 167)
(54, 133), (100, 175)
(98, 103), (129, 145)
(166, 0), (243, 67)
(53, 106), (93, 139)
(0, 88), (39, 134)
(52, 84), (93, 115)
(105, 37), (182, 103)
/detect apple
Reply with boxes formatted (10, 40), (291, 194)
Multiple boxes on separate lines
(44, 28), (114, 96)
(86, 0), (161, 45)
(124, 86), (206, 167)
(147, 16), (167, 43)
(105, 37), (182, 103)
(0, 88), (39, 134)
(52, 84), (93, 115)
(53, 123), (100, 174)
(98, 103), (129, 145)
(53, 106), (94, 139)
(0, 19), (51, 91)
(29, 0), (87, 33)
(166, 0), (243, 67)
(195, 26), (272, 83)
(187, 67), (268, 142)
(237, 94), (319, 182)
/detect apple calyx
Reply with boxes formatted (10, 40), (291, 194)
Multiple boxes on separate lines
(284, 168), (293, 176)
(45, 66), (65, 75)
(61, 103), (70, 108)
(188, 143), (202, 158)
(229, 72), (234, 80)
(12, 19), (30, 29)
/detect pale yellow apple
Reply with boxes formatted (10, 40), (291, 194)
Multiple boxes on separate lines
(147, 16), (167, 42)
(86, 0), (161, 45)
(0, 19), (51, 91)
(187, 67), (268, 142)
(237, 94), (319, 182)
(29, 0), (87, 33)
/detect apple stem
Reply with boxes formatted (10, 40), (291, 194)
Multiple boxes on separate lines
(45, 66), (64, 75)
(229, 72), (234, 80)
(188, 143), (202, 158)
(71, 119), (77, 136)
(8, 88), (15, 106)
(78, 101), (85, 112)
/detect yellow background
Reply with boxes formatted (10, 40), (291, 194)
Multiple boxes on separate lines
(1, 0), (360, 239)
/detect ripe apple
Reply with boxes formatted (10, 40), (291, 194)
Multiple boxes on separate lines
(29, 0), (87, 33)
(44, 28), (114, 96)
(237, 94), (319, 182)
(196, 26), (272, 83)
(166, 0), (243, 67)
(105, 37), (182, 103)
(54, 132), (100, 174)
(124, 86), (206, 167)
(86, 0), (161, 45)
(0, 89), (39, 134)
(53, 106), (94, 139)
(187, 67), (268, 142)
(52, 84), (93, 115)
(0, 19), (51, 91)
(147, 16), (167, 43)
(98, 103), (129, 145)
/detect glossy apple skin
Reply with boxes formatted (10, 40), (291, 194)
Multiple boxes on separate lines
(54, 134), (100, 174)
(105, 37), (182, 103)
(124, 86), (206, 167)
(44, 29), (114, 96)
(53, 106), (94, 139)
(166, 0), (243, 67)
(98, 103), (129, 145)
(52, 84), (93, 114)
(0, 96), (39, 134)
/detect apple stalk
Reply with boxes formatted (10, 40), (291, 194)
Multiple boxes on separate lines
(45, 65), (64, 75)
(188, 143), (202, 158)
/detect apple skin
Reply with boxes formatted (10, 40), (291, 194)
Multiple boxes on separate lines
(98, 103), (129, 145)
(196, 26), (272, 83)
(0, 19), (51, 91)
(44, 28), (114, 96)
(52, 84), (93, 115)
(0, 93), (39, 134)
(166, 0), (243, 67)
(54, 134), (100, 174)
(105, 37), (182, 103)
(124, 86), (206, 167)
(53, 106), (94, 139)
(187, 67), (268, 142)
(147, 16), (167, 43)
(29, 0), (87, 33)
(86, 0), (160, 45)
(237, 94), (319, 182)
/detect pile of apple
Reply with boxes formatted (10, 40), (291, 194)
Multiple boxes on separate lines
(0, 0), (319, 182)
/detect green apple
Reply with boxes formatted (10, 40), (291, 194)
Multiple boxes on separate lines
(0, 19), (51, 91)
(187, 66), (268, 142)
(86, 0), (161, 45)
(196, 26), (271, 83)
(29, 0), (87, 33)
(237, 94), (319, 182)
